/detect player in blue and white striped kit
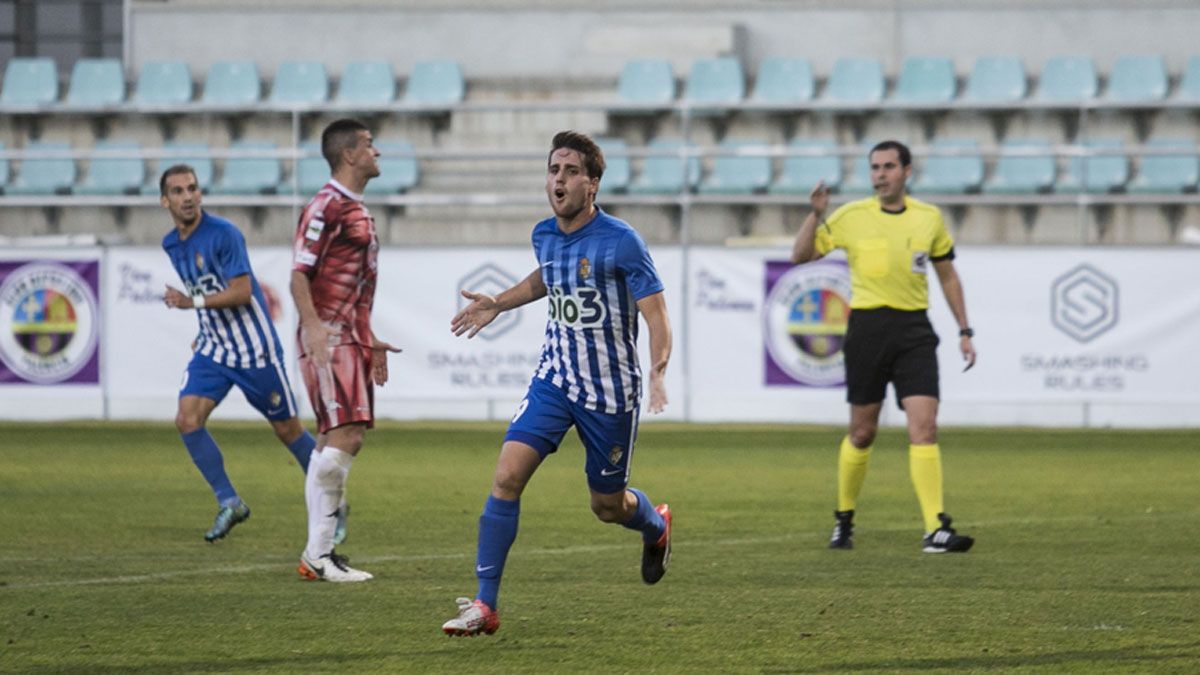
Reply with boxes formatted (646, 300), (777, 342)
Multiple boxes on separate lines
(160, 164), (344, 543)
(442, 131), (673, 637)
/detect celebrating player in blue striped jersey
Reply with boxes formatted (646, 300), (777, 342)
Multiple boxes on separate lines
(441, 131), (673, 637)
(160, 164), (344, 544)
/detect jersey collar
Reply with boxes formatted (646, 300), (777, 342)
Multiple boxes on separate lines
(329, 178), (364, 202)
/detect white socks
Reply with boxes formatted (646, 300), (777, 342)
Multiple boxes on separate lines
(304, 446), (354, 559)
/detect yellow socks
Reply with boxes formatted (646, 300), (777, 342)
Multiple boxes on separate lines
(837, 436), (872, 512)
(909, 443), (944, 533)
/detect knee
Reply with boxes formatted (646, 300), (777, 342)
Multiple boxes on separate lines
(849, 426), (877, 449)
(175, 412), (203, 435)
(910, 425), (938, 445)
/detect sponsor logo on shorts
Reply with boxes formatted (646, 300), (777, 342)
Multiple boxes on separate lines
(763, 260), (850, 387)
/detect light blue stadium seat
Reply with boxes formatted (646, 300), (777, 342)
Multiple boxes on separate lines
(893, 56), (956, 104)
(963, 56), (1027, 103)
(0, 142), (9, 193)
(824, 58), (885, 104)
(698, 140), (771, 194)
(210, 141), (281, 195)
(768, 139), (841, 194)
(628, 139), (700, 194)
(839, 140), (885, 195)
(983, 139), (1056, 193)
(76, 140), (144, 195)
(201, 61), (261, 106)
(751, 58), (814, 104)
(1034, 56), (1097, 102)
(403, 60), (464, 106)
(684, 57), (745, 110)
(269, 61), (328, 106)
(8, 142), (76, 195)
(1179, 56), (1200, 102)
(142, 142), (215, 194)
(65, 59), (125, 108)
(336, 61), (396, 105)
(279, 142), (327, 195)
(616, 59), (675, 106)
(595, 138), (631, 194)
(365, 139), (420, 195)
(911, 139), (984, 194)
(1128, 139), (1199, 193)
(1105, 55), (1168, 103)
(1, 57), (58, 106)
(1058, 139), (1129, 193)
(133, 61), (192, 106)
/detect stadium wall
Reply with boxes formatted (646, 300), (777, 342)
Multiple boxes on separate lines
(129, 1), (1200, 79)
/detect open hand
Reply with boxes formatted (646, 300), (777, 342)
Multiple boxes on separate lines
(450, 290), (501, 339)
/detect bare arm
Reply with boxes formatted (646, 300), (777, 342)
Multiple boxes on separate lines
(368, 328), (402, 386)
(451, 266), (548, 338)
(790, 181), (830, 264)
(636, 291), (672, 414)
(933, 258), (977, 372)
(164, 274), (252, 310)
(290, 270), (333, 367)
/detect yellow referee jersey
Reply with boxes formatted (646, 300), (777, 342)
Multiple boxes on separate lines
(814, 196), (954, 310)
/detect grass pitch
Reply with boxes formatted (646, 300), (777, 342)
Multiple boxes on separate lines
(1, 422), (1197, 673)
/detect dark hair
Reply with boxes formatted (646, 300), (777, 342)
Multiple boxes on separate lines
(159, 163), (198, 195)
(322, 118), (370, 172)
(870, 140), (912, 167)
(549, 130), (605, 181)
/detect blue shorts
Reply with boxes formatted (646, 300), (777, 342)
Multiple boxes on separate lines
(505, 378), (640, 494)
(179, 353), (299, 422)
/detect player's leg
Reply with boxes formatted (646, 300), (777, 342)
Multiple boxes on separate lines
(232, 360), (317, 473)
(576, 407), (670, 584)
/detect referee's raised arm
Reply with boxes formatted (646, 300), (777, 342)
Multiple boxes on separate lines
(790, 181), (829, 264)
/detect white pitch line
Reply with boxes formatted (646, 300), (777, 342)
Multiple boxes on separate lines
(3, 510), (1195, 590)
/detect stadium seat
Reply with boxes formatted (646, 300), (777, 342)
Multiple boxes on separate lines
(616, 59), (675, 106)
(1128, 139), (1200, 193)
(911, 139), (984, 194)
(1034, 56), (1097, 102)
(201, 61), (261, 106)
(1105, 55), (1168, 103)
(983, 139), (1056, 193)
(823, 58), (885, 104)
(627, 138), (700, 194)
(403, 60), (465, 106)
(683, 57), (745, 110)
(892, 56), (956, 104)
(76, 140), (145, 195)
(133, 61), (193, 106)
(336, 61), (396, 105)
(840, 150), (875, 195)
(279, 142), (327, 195)
(142, 142), (215, 195)
(963, 56), (1027, 103)
(0, 142), (9, 193)
(595, 138), (631, 194)
(1058, 139), (1129, 193)
(64, 59), (125, 108)
(768, 139), (841, 194)
(365, 139), (420, 195)
(1, 57), (58, 107)
(210, 141), (281, 195)
(269, 61), (328, 106)
(698, 140), (771, 194)
(750, 58), (814, 104)
(7, 141), (76, 195)
(1178, 56), (1200, 102)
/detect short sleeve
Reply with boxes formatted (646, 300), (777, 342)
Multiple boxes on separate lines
(616, 229), (664, 300)
(815, 203), (852, 256)
(929, 208), (955, 261)
(215, 226), (252, 279)
(293, 200), (337, 275)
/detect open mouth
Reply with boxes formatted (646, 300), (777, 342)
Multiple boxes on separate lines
(554, 188), (566, 200)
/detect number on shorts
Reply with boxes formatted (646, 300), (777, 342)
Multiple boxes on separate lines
(511, 398), (530, 423)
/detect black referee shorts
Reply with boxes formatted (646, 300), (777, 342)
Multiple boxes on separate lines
(843, 307), (940, 407)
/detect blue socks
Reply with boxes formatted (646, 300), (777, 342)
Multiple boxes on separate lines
(622, 487), (665, 543)
(475, 495), (520, 610)
(287, 431), (316, 473)
(180, 428), (238, 507)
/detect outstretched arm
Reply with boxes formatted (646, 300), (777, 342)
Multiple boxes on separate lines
(636, 291), (672, 414)
(933, 258), (977, 372)
(450, 266), (547, 338)
(790, 181), (830, 265)
(164, 274), (252, 310)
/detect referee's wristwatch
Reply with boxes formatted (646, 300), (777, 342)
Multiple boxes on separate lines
(958, 327), (974, 338)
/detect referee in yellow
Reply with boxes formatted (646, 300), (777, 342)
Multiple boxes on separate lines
(790, 140), (977, 553)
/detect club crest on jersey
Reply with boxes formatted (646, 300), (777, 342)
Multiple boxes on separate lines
(609, 446), (623, 464)
(194, 252), (204, 270)
(578, 257), (591, 281)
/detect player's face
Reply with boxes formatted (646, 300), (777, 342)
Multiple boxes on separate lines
(869, 148), (911, 203)
(160, 172), (202, 227)
(347, 130), (381, 180)
(546, 148), (598, 221)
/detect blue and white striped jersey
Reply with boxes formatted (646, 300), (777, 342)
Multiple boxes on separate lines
(531, 208), (664, 413)
(163, 211), (285, 369)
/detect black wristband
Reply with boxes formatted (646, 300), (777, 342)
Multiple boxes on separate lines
(959, 327), (974, 338)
